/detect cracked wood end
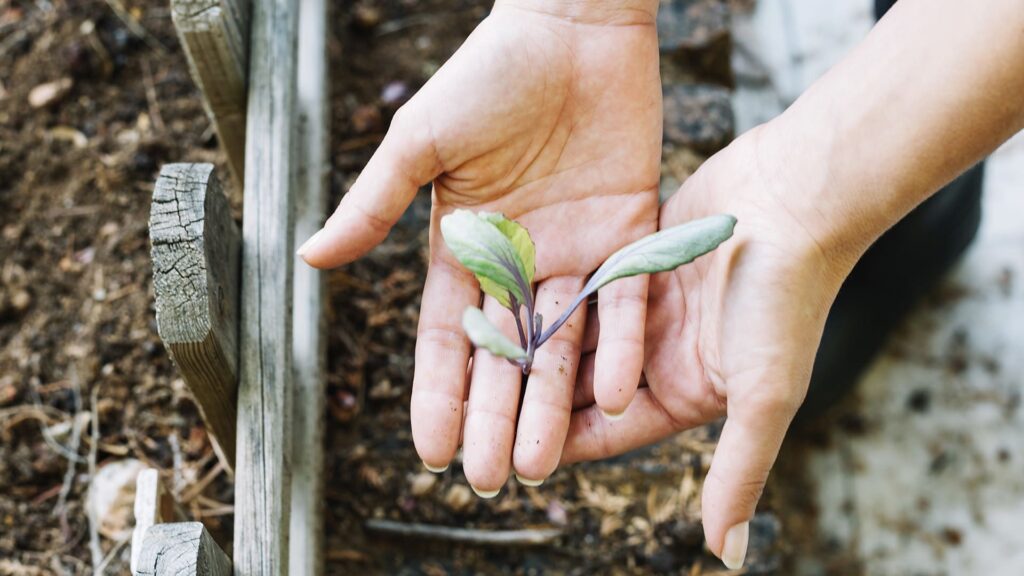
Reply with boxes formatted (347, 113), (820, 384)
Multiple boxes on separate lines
(135, 522), (231, 576)
(150, 163), (239, 469)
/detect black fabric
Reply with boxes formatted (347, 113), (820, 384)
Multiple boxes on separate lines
(875, 0), (898, 19)
(799, 164), (985, 421)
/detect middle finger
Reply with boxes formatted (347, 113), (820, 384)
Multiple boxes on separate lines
(513, 276), (587, 485)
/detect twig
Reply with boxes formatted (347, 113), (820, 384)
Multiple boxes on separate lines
(179, 460), (225, 503)
(141, 59), (165, 132)
(87, 384), (103, 574)
(52, 370), (85, 528)
(364, 519), (563, 546)
(95, 533), (131, 575)
(30, 379), (85, 464)
(168, 431), (184, 501)
(102, 0), (167, 53)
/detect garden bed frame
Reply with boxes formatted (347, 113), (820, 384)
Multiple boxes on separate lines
(133, 0), (328, 573)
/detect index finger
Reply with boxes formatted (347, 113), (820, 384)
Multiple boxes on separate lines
(410, 224), (480, 471)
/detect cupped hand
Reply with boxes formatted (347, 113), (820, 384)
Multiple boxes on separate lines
(562, 124), (853, 569)
(299, 1), (662, 492)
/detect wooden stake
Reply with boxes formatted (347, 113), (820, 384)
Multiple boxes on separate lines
(136, 522), (232, 576)
(170, 0), (250, 192)
(289, 0), (329, 574)
(150, 163), (240, 470)
(233, 0), (298, 572)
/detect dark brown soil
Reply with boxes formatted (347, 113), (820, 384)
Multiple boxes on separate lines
(0, 0), (777, 574)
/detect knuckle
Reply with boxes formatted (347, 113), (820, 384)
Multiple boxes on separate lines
(704, 465), (767, 512)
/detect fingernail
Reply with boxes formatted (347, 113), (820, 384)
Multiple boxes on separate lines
(296, 229), (324, 258)
(721, 521), (749, 570)
(469, 484), (500, 499)
(601, 409), (625, 422)
(514, 473), (544, 487)
(423, 461), (448, 473)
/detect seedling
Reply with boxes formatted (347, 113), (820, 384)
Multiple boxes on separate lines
(441, 210), (737, 374)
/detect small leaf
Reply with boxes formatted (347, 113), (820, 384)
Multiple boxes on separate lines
(480, 212), (535, 287)
(462, 307), (528, 362)
(583, 214), (736, 297)
(440, 210), (535, 308)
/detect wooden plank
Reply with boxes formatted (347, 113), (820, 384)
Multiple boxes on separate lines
(136, 522), (232, 576)
(288, 0), (328, 573)
(233, 0), (298, 572)
(150, 163), (240, 469)
(170, 0), (250, 190)
(131, 469), (173, 574)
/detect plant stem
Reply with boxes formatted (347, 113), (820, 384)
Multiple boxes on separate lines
(536, 291), (588, 347)
(510, 295), (527, 349)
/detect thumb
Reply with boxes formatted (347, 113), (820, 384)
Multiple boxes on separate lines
(298, 105), (441, 268)
(701, 391), (799, 570)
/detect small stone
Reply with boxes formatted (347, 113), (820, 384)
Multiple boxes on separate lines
(380, 81), (409, 106)
(658, 0), (732, 84)
(658, 0), (730, 52)
(28, 77), (73, 109)
(99, 222), (119, 238)
(546, 499), (568, 526)
(353, 3), (382, 29)
(662, 84), (734, 154)
(10, 289), (30, 312)
(444, 484), (473, 512)
(409, 472), (437, 496)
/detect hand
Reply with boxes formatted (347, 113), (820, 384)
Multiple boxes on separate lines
(299, 1), (662, 492)
(562, 124), (853, 569)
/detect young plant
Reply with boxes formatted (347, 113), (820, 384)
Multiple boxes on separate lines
(440, 210), (737, 374)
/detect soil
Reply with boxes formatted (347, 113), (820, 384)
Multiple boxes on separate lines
(0, 0), (778, 574)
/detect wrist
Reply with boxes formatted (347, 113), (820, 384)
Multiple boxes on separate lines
(494, 0), (658, 25)
(754, 104), (891, 277)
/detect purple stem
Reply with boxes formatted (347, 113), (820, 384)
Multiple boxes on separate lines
(509, 295), (527, 349)
(535, 291), (588, 348)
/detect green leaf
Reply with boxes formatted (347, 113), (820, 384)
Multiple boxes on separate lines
(440, 210), (535, 308)
(583, 214), (737, 297)
(462, 307), (528, 362)
(479, 212), (535, 287)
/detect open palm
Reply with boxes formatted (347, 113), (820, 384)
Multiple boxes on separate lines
(301, 4), (662, 492)
(563, 127), (849, 568)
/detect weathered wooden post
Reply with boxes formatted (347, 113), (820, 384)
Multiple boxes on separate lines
(150, 163), (240, 469)
(137, 523), (233, 576)
(170, 0), (250, 189)
(140, 0), (329, 572)
(288, 0), (329, 573)
(233, 0), (298, 571)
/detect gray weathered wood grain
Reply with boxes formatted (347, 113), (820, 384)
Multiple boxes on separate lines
(131, 469), (175, 574)
(136, 522), (232, 576)
(150, 163), (240, 469)
(233, 0), (298, 572)
(171, 0), (249, 190)
(288, 0), (328, 573)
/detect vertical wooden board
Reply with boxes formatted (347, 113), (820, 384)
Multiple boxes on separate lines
(131, 469), (165, 575)
(136, 522), (232, 576)
(289, 0), (328, 573)
(150, 163), (240, 468)
(233, 0), (298, 573)
(171, 0), (250, 189)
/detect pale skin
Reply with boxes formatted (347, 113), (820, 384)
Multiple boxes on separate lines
(300, 0), (1024, 569)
